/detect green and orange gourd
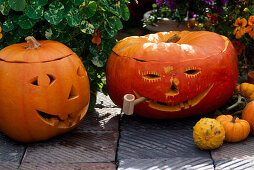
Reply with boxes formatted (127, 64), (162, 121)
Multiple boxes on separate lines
(193, 118), (225, 150)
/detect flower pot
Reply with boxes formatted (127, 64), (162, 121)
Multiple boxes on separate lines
(143, 10), (197, 32)
(248, 71), (254, 84)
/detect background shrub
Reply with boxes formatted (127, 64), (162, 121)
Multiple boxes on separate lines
(0, 0), (130, 110)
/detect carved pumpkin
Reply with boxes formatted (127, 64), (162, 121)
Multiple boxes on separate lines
(193, 118), (225, 150)
(0, 37), (90, 142)
(216, 115), (250, 142)
(106, 31), (238, 118)
(242, 101), (254, 135)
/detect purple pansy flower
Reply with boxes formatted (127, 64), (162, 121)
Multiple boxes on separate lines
(165, 0), (177, 11)
(156, 0), (164, 6)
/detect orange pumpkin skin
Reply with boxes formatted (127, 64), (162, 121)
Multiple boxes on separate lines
(0, 38), (90, 142)
(242, 101), (254, 135)
(216, 115), (250, 142)
(106, 31), (238, 119)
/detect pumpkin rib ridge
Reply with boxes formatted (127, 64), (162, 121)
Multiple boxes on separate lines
(0, 53), (73, 63)
(112, 50), (219, 63)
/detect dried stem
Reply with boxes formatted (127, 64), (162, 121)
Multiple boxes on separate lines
(226, 94), (246, 111)
(166, 34), (181, 43)
(25, 36), (41, 49)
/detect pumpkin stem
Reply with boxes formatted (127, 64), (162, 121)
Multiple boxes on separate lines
(226, 94), (246, 111)
(231, 116), (237, 123)
(25, 36), (41, 49)
(166, 34), (181, 43)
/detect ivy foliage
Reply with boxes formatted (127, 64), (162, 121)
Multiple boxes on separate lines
(0, 0), (130, 111)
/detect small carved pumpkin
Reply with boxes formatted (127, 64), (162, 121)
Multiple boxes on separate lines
(242, 101), (254, 135)
(0, 37), (90, 142)
(106, 31), (238, 118)
(193, 118), (225, 150)
(216, 115), (250, 142)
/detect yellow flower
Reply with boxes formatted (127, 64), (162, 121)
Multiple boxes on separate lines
(234, 17), (247, 27)
(248, 16), (254, 26)
(233, 18), (247, 39)
(246, 16), (254, 39)
(249, 31), (254, 39)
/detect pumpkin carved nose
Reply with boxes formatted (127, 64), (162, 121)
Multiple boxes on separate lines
(166, 78), (179, 96)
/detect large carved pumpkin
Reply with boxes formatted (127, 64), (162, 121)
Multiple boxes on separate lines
(0, 37), (90, 142)
(106, 31), (238, 119)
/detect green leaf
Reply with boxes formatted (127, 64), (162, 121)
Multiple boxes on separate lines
(84, 61), (97, 81)
(99, 0), (109, 8)
(120, 2), (129, 21)
(10, 15), (20, 26)
(18, 28), (34, 37)
(25, 5), (44, 19)
(45, 28), (60, 40)
(103, 21), (117, 37)
(0, 2), (10, 15)
(18, 15), (36, 29)
(0, 0), (4, 6)
(89, 45), (99, 56)
(101, 38), (116, 54)
(44, 1), (65, 25)
(65, 7), (82, 27)
(2, 19), (14, 32)
(91, 56), (104, 67)
(62, 0), (73, 14)
(71, 0), (83, 6)
(108, 6), (119, 16)
(30, 0), (48, 6)
(79, 1), (97, 19)
(8, 0), (26, 11)
(5, 31), (21, 45)
(56, 31), (72, 43)
(115, 17), (123, 30)
(89, 14), (101, 28)
(51, 20), (67, 30)
(80, 20), (95, 34)
(106, 16), (123, 30)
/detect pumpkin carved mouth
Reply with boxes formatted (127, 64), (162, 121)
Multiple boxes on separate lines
(134, 84), (213, 112)
(36, 104), (88, 128)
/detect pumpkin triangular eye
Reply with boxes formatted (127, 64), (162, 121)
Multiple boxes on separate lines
(68, 85), (79, 100)
(47, 74), (56, 85)
(30, 77), (39, 86)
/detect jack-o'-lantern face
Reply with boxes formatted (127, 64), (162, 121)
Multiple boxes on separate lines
(28, 64), (88, 129)
(133, 64), (213, 112)
(106, 31), (238, 119)
(0, 37), (90, 142)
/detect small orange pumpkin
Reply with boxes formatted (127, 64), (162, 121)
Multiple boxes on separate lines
(216, 115), (250, 142)
(242, 101), (254, 135)
(0, 36), (90, 142)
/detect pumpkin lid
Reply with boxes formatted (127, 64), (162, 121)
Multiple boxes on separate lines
(0, 36), (74, 63)
(112, 31), (232, 63)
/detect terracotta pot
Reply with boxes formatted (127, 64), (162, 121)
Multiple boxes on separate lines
(248, 71), (254, 84)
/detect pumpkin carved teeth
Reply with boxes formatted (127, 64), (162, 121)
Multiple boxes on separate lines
(36, 104), (88, 128)
(133, 84), (213, 112)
